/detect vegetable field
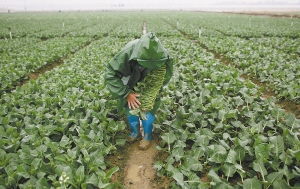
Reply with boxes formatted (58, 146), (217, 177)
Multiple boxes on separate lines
(1, 11), (300, 189)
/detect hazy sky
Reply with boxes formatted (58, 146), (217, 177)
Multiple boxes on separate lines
(1, 0), (300, 11)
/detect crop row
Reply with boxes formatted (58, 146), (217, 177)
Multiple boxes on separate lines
(167, 12), (300, 38)
(0, 15), (126, 96)
(201, 36), (300, 103)
(0, 35), (135, 188)
(0, 13), (146, 96)
(188, 27), (300, 57)
(0, 12), (105, 39)
(248, 37), (300, 56)
(150, 25), (300, 188)
(165, 12), (300, 56)
(0, 12), (146, 40)
(0, 38), (41, 54)
(0, 37), (93, 94)
(161, 13), (300, 103)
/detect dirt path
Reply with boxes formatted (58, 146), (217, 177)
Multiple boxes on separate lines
(124, 140), (157, 188)
(106, 129), (173, 188)
(124, 138), (171, 188)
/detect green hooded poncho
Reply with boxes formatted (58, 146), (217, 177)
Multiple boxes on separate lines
(105, 32), (173, 115)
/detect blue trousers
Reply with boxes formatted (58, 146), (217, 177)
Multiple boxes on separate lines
(126, 106), (155, 141)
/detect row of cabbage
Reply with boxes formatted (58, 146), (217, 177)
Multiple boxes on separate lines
(0, 34), (136, 188)
(0, 13), (126, 96)
(199, 36), (300, 103)
(166, 12), (300, 55)
(167, 12), (300, 38)
(0, 37), (91, 95)
(0, 12), (146, 96)
(0, 12), (111, 39)
(145, 17), (300, 188)
(0, 14), (118, 45)
(162, 12), (300, 103)
(248, 37), (300, 56)
(0, 38), (41, 53)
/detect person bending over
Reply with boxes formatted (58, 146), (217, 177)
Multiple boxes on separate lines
(105, 32), (173, 150)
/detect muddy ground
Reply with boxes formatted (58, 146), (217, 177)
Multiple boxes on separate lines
(106, 127), (174, 189)
(208, 11), (300, 19)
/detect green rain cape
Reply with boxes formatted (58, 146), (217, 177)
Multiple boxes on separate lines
(105, 32), (173, 115)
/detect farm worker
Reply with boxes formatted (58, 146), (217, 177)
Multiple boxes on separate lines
(105, 32), (173, 150)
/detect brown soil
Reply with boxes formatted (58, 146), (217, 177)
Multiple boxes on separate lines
(14, 59), (64, 89)
(106, 127), (173, 189)
(28, 73), (39, 80)
(201, 172), (210, 183)
(164, 19), (300, 119)
(216, 11), (300, 19)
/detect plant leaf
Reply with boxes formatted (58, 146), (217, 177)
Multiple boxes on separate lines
(161, 130), (176, 144)
(253, 158), (267, 179)
(208, 169), (222, 183)
(225, 149), (237, 164)
(173, 172), (188, 188)
(243, 177), (262, 189)
(105, 166), (119, 180)
(222, 163), (236, 179)
(76, 165), (85, 184)
(269, 136), (284, 157)
(285, 113), (300, 132)
(266, 172), (283, 184)
(86, 173), (99, 186)
(273, 180), (291, 189)
(16, 164), (30, 179)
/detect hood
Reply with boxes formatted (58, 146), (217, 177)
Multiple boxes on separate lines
(130, 32), (169, 70)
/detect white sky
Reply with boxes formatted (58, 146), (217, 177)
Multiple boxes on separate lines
(1, 0), (300, 11)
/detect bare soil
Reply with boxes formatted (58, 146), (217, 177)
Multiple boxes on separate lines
(15, 58), (64, 88)
(106, 127), (173, 188)
(217, 11), (300, 19)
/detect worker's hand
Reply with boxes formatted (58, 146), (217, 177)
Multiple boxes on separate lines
(127, 92), (141, 110)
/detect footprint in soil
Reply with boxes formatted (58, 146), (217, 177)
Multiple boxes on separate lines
(124, 141), (159, 189)
(106, 117), (173, 189)
(107, 132), (173, 189)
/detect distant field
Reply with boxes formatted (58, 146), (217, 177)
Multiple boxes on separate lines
(236, 11), (300, 15)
